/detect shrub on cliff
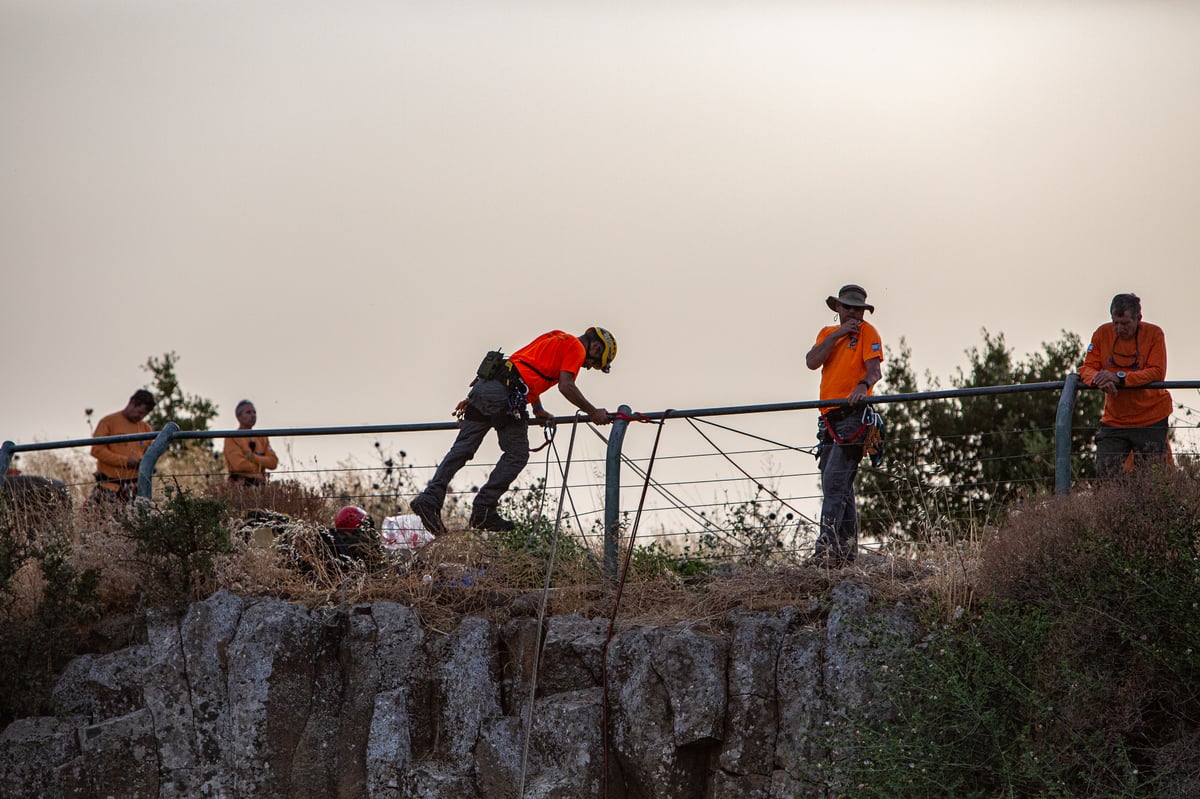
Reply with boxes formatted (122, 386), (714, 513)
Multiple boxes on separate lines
(840, 466), (1200, 798)
(0, 503), (100, 725)
(121, 488), (233, 603)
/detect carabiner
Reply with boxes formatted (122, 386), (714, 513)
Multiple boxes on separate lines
(529, 417), (556, 453)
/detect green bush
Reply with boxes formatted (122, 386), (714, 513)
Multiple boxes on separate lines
(627, 538), (709, 579)
(486, 481), (600, 587)
(122, 488), (232, 602)
(0, 508), (100, 725)
(674, 485), (796, 571)
(835, 471), (1200, 798)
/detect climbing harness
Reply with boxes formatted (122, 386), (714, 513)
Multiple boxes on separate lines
(820, 408), (868, 446)
(454, 349), (533, 428)
(820, 405), (886, 467)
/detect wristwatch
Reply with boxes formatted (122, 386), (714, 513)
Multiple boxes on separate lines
(1116, 371), (1127, 387)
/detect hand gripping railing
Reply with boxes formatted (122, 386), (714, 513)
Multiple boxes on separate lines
(604, 405), (633, 580)
(1052, 378), (1200, 495)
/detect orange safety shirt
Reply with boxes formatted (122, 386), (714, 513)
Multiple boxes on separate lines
(91, 411), (153, 486)
(1078, 321), (1172, 427)
(224, 435), (279, 482)
(510, 331), (587, 408)
(814, 321), (883, 413)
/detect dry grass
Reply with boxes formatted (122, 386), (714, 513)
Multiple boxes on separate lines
(3, 455), (1020, 642)
(71, 512), (145, 616)
(214, 533), (955, 633)
(975, 461), (1200, 603)
(37, 507), (962, 644)
(205, 477), (333, 520)
(64, 462), (1174, 635)
(8, 449), (94, 503)
(11, 458), (1197, 794)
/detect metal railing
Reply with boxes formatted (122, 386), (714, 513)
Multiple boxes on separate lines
(4, 377), (1198, 579)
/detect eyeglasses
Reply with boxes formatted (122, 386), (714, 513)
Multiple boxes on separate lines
(1108, 353), (1140, 370)
(1108, 338), (1140, 370)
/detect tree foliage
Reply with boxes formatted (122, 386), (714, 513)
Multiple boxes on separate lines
(141, 351), (218, 433)
(857, 329), (1104, 539)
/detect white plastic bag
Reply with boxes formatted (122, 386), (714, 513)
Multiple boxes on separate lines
(381, 514), (436, 551)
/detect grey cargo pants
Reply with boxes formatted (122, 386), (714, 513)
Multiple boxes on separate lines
(815, 412), (866, 561)
(417, 378), (529, 512)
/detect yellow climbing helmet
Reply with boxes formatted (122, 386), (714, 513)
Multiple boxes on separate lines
(587, 326), (617, 373)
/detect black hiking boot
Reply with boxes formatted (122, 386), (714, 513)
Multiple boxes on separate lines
(409, 494), (447, 535)
(469, 506), (515, 533)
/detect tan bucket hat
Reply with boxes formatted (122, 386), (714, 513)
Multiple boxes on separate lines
(825, 284), (875, 313)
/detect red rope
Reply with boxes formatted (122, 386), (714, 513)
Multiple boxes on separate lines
(528, 419), (555, 453)
(610, 410), (656, 424)
(821, 412), (867, 445)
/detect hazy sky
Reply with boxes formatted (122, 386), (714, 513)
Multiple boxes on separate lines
(3, 1), (1199, 489)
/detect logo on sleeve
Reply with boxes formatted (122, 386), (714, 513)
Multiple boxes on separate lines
(871, 342), (881, 352)
(1087, 343), (1094, 353)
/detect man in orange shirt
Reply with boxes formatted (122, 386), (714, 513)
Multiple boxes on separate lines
(1078, 293), (1173, 478)
(223, 399), (279, 486)
(806, 285), (883, 565)
(410, 327), (616, 534)
(90, 389), (156, 503)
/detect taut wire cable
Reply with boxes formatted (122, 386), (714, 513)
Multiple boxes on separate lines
(684, 417), (819, 528)
(583, 423), (731, 540)
(600, 410), (670, 798)
(517, 414), (580, 798)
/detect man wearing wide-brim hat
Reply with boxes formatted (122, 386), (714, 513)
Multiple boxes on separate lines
(805, 284), (883, 564)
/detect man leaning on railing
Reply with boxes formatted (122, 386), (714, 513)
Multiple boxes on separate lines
(89, 389), (155, 504)
(1078, 292), (1173, 478)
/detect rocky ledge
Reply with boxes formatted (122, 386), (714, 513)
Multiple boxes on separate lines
(0, 583), (918, 798)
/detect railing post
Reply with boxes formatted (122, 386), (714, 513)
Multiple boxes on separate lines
(604, 404), (632, 582)
(0, 441), (15, 489)
(1054, 373), (1080, 495)
(139, 422), (180, 499)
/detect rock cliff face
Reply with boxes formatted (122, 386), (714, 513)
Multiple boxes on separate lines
(0, 584), (917, 798)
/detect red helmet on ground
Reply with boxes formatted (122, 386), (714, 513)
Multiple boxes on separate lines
(334, 505), (371, 532)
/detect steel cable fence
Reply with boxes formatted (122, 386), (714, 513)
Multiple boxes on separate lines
(4, 383), (1199, 572)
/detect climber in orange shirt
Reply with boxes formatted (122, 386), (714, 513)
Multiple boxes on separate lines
(410, 327), (616, 534)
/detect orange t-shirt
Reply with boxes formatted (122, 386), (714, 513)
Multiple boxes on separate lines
(815, 321), (883, 412)
(1078, 321), (1172, 427)
(91, 411), (153, 484)
(510, 331), (587, 407)
(224, 435), (279, 481)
